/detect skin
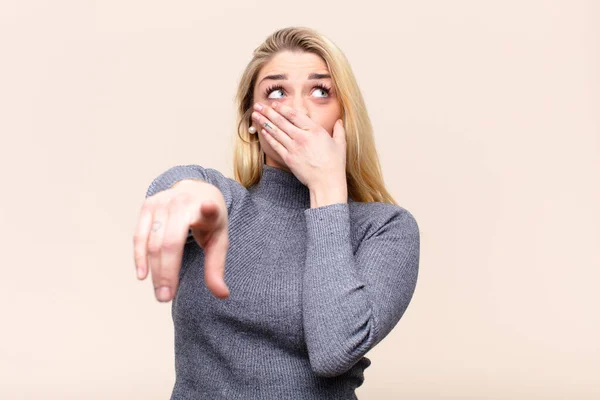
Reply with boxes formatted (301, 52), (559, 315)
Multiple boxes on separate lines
(134, 180), (231, 301)
(134, 50), (351, 303)
(250, 50), (349, 207)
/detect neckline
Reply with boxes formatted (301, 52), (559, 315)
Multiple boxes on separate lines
(249, 164), (356, 210)
(249, 164), (312, 209)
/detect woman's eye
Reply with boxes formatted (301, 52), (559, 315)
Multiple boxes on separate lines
(265, 86), (330, 99)
(267, 89), (284, 99)
(313, 88), (328, 98)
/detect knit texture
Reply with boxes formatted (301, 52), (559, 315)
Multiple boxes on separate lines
(145, 164), (420, 400)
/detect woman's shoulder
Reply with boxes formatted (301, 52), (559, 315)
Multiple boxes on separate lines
(145, 164), (249, 216)
(202, 166), (248, 192)
(349, 199), (419, 239)
(188, 165), (251, 215)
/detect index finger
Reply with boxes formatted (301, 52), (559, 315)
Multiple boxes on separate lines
(202, 226), (230, 299)
(271, 101), (315, 132)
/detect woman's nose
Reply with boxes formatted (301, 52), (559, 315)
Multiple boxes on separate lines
(292, 100), (308, 116)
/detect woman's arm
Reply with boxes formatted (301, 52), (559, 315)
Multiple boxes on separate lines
(146, 164), (237, 211)
(302, 202), (420, 377)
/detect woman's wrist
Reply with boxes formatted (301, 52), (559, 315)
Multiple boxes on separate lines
(309, 184), (348, 208)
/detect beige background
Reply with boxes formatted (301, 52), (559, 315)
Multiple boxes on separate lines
(1, 0), (598, 399)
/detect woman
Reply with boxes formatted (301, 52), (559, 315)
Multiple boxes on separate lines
(133, 26), (420, 400)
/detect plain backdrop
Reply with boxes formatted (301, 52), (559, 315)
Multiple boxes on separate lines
(0, 1), (598, 399)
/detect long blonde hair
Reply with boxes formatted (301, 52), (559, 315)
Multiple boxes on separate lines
(232, 26), (398, 205)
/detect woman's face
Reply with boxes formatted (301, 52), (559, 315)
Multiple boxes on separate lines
(252, 50), (342, 173)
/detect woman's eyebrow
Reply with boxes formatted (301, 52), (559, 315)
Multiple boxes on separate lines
(259, 73), (331, 85)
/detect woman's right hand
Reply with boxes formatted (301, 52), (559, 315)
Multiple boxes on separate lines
(133, 179), (230, 302)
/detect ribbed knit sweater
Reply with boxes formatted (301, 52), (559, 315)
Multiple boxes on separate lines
(145, 163), (420, 400)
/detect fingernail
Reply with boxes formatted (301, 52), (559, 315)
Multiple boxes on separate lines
(271, 101), (278, 108)
(253, 103), (263, 111)
(156, 286), (171, 302)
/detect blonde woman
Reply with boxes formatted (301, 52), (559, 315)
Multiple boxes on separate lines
(133, 26), (420, 399)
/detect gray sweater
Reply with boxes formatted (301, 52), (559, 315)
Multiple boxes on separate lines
(145, 164), (420, 400)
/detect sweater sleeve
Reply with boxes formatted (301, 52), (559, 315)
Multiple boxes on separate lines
(145, 164), (244, 242)
(302, 202), (420, 377)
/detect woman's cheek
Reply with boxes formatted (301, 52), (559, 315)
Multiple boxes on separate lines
(260, 137), (277, 159)
(316, 117), (337, 136)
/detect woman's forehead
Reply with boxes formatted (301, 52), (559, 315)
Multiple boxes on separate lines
(258, 51), (329, 81)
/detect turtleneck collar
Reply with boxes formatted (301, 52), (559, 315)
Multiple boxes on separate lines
(249, 164), (312, 209)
